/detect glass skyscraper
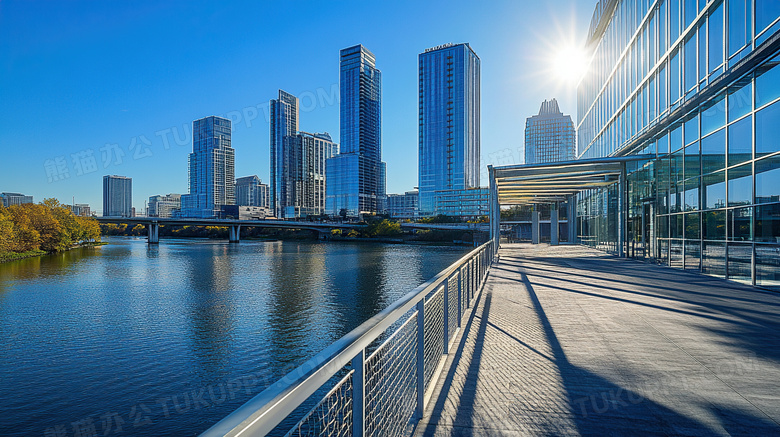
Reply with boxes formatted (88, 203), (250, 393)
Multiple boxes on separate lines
(326, 44), (386, 216)
(281, 132), (338, 218)
(418, 43), (481, 216)
(524, 98), (575, 164)
(235, 175), (269, 208)
(181, 116), (235, 218)
(577, 0), (780, 288)
(102, 175), (132, 217)
(270, 90), (299, 218)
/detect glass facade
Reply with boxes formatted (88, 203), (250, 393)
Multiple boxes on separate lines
(386, 190), (419, 220)
(102, 175), (132, 217)
(577, 0), (780, 289)
(234, 175), (269, 209)
(326, 45), (387, 216)
(270, 90), (299, 218)
(147, 193), (181, 218)
(524, 99), (576, 164)
(281, 132), (338, 218)
(418, 43), (481, 216)
(181, 116), (234, 218)
(434, 188), (488, 219)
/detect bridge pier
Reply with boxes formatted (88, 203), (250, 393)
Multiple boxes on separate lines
(229, 225), (241, 243)
(148, 223), (159, 244)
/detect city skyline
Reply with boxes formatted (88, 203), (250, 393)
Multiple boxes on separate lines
(0, 0), (594, 213)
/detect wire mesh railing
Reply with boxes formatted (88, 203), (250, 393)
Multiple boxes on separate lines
(200, 240), (496, 437)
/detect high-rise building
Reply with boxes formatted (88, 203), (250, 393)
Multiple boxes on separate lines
(418, 43), (481, 216)
(102, 175), (132, 217)
(326, 44), (386, 216)
(386, 190), (419, 220)
(434, 187), (488, 220)
(148, 194), (181, 218)
(524, 98), (575, 164)
(270, 90), (299, 218)
(235, 176), (269, 208)
(574, 0), (780, 287)
(181, 116), (235, 218)
(281, 132), (338, 218)
(69, 204), (91, 217)
(0, 192), (33, 207)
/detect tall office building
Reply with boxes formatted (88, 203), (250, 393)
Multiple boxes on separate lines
(281, 132), (338, 218)
(181, 116), (235, 218)
(102, 175), (132, 217)
(235, 175), (269, 208)
(148, 194), (181, 218)
(270, 90), (299, 218)
(418, 43), (481, 216)
(326, 44), (386, 216)
(524, 98), (575, 164)
(575, 0), (780, 288)
(0, 192), (33, 207)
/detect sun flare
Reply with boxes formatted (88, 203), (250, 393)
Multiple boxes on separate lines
(551, 46), (589, 86)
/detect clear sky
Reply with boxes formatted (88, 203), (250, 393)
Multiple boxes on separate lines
(0, 0), (596, 214)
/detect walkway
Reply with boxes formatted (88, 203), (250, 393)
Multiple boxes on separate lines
(416, 243), (780, 436)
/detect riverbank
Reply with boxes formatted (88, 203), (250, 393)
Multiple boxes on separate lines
(0, 242), (107, 264)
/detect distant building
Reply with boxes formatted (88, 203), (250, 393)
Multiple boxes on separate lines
(386, 190), (419, 220)
(1, 192), (33, 207)
(102, 175), (132, 217)
(69, 204), (91, 217)
(524, 98), (575, 164)
(326, 44), (386, 217)
(434, 187), (488, 220)
(220, 205), (270, 220)
(281, 132), (338, 218)
(235, 176), (269, 208)
(148, 194), (181, 218)
(418, 43), (481, 216)
(181, 116), (235, 218)
(270, 90), (299, 218)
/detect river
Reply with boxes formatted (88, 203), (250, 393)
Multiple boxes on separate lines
(0, 237), (470, 436)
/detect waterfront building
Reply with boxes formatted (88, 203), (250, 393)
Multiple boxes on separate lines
(0, 192), (33, 207)
(69, 204), (91, 217)
(235, 176), (269, 209)
(148, 194), (181, 218)
(434, 187), (488, 220)
(418, 43), (481, 216)
(281, 132), (338, 218)
(572, 0), (780, 288)
(102, 175), (132, 217)
(524, 98), (575, 164)
(181, 116), (235, 218)
(270, 90), (299, 218)
(386, 190), (419, 220)
(326, 45), (387, 216)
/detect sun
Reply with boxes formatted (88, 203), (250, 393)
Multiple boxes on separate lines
(551, 45), (589, 86)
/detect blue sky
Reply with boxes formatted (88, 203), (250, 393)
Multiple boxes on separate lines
(0, 0), (595, 214)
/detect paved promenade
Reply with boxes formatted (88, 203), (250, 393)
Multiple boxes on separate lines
(416, 244), (780, 436)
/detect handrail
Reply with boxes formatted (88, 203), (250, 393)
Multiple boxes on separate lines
(201, 240), (495, 437)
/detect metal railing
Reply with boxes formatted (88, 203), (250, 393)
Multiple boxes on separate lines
(201, 240), (496, 437)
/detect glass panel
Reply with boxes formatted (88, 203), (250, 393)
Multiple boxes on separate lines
(671, 0), (681, 43)
(660, 63), (668, 112)
(727, 81), (752, 122)
(756, 244), (780, 289)
(671, 48), (680, 104)
(698, 21), (707, 83)
(709, 2), (724, 73)
(728, 115), (752, 166)
(702, 171), (726, 209)
(684, 0), (697, 28)
(673, 149), (685, 182)
(685, 212), (701, 239)
(658, 214), (670, 238)
(756, 100), (780, 157)
(701, 93), (726, 136)
(755, 57), (780, 108)
(701, 129), (726, 173)
(728, 163), (753, 207)
(685, 33), (698, 92)
(727, 242), (752, 283)
(703, 209), (726, 239)
(685, 239), (701, 270)
(670, 123), (683, 152)
(756, 0), (780, 36)
(684, 114), (699, 145)
(659, 238), (670, 264)
(685, 141), (700, 179)
(728, 0), (750, 58)
(670, 239), (684, 267)
(685, 178), (700, 210)
(702, 241), (726, 277)
(658, 132), (670, 155)
(756, 203), (780, 243)
(728, 206), (753, 241)
(756, 155), (780, 204)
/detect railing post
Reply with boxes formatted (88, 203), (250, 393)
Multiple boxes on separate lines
(416, 300), (425, 420)
(457, 270), (462, 327)
(351, 350), (365, 437)
(443, 284), (449, 355)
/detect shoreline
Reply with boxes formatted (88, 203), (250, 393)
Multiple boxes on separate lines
(0, 241), (107, 264)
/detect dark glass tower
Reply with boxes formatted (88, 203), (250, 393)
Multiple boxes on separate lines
(524, 98), (575, 164)
(270, 90), (299, 218)
(181, 116), (234, 218)
(418, 43), (481, 216)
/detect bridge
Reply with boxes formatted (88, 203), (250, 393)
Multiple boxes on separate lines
(96, 217), (365, 243)
(96, 217), (487, 244)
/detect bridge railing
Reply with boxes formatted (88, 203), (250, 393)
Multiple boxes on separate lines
(201, 240), (496, 437)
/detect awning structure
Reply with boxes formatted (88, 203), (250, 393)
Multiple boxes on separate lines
(491, 155), (654, 205)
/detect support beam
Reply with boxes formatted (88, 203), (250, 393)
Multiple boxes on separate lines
(531, 207), (540, 245)
(550, 204), (559, 246)
(617, 164), (626, 257)
(568, 195), (577, 244)
(229, 225), (241, 243)
(147, 223), (159, 244)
